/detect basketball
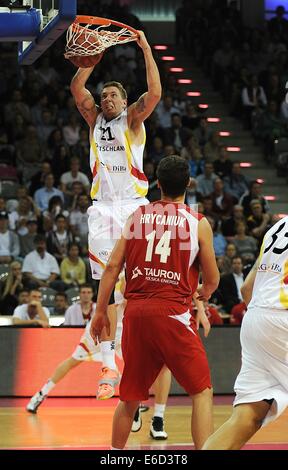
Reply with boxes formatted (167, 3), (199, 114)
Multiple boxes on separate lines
(68, 52), (103, 68)
(67, 30), (103, 68)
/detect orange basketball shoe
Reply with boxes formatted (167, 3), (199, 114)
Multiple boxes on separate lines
(96, 367), (120, 400)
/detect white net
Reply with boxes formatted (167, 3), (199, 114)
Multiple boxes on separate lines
(64, 22), (137, 58)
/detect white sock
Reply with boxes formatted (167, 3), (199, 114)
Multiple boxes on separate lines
(154, 403), (166, 419)
(100, 341), (117, 370)
(111, 447), (123, 450)
(41, 379), (55, 396)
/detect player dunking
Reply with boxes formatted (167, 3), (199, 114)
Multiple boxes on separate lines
(91, 156), (220, 449)
(203, 216), (288, 450)
(70, 30), (161, 399)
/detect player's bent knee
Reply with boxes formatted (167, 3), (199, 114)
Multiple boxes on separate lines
(191, 386), (213, 402)
(195, 387), (213, 397)
(232, 402), (269, 431)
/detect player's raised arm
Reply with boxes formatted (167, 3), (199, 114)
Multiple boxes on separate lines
(70, 66), (100, 129)
(128, 30), (162, 128)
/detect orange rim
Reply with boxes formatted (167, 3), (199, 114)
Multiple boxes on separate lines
(73, 15), (139, 36)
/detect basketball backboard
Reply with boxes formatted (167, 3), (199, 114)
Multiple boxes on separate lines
(0, 1), (76, 65)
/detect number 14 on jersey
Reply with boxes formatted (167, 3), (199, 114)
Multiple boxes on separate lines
(145, 230), (172, 263)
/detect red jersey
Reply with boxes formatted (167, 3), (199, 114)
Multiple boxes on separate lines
(124, 201), (203, 315)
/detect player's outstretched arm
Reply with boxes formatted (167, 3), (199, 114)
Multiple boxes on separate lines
(128, 30), (162, 127)
(70, 66), (99, 129)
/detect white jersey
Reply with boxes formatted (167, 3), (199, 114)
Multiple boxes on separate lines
(249, 216), (288, 310)
(13, 304), (50, 320)
(90, 109), (148, 201)
(64, 302), (96, 326)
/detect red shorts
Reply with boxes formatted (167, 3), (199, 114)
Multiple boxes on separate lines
(120, 303), (211, 401)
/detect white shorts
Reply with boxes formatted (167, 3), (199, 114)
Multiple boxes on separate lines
(114, 272), (125, 305)
(234, 306), (288, 426)
(72, 305), (124, 362)
(87, 198), (148, 279)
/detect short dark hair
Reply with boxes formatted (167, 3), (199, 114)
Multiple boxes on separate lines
(156, 155), (190, 198)
(18, 289), (29, 295)
(55, 292), (67, 300)
(68, 242), (81, 255)
(55, 213), (66, 222)
(34, 234), (46, 244)
(79, 283), (93, 292)
(101, 81), (127, 100)
(48, 195), (63, 211)
(28, 288), (41, 294)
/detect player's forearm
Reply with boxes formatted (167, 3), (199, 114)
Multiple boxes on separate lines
(241, 260), (258, 305)
(241, 285), (252, 306)
(193, 294), (205, 314)
(201, 280), (219, 298)
(200, 263), (220, 297)
(70, 66), (95, 92)
(142, 47), (162, 99)
(96, 264), (122, 312)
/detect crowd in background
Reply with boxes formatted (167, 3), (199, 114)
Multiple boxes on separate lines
(176, 0), (288, 165)
(1, 0), (288, 325)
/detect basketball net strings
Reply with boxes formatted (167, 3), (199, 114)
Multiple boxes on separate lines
(65, 23), (137, 57)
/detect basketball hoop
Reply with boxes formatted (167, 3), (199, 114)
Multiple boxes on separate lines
(64, 15), (139, 59)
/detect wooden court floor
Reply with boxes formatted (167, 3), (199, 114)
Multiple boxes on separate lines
(0, 397), (288, 450)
